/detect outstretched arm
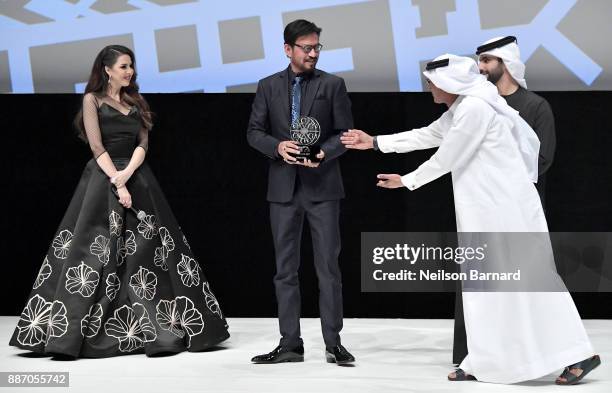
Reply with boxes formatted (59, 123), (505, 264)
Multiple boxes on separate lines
(341, 112), (450, 152)
(398, 102), (489, 190)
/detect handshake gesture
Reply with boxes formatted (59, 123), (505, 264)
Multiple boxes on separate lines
(340, 129), (374, 150)
(341, 129), (403, 189)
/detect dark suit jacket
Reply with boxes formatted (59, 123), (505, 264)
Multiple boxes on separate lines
(247, 68), (353, 203)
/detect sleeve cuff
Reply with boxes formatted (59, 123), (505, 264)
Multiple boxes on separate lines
(266, 143), (280, 160)
(375, 134), (395, 153)
(401, 172), (418, 191)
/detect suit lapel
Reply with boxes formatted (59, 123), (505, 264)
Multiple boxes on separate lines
(278, 69), (290, 127)
(302, 69), (321, 117)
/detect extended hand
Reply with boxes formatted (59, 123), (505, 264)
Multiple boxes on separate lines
(376, 174), (403, 189)
(341, 129), (374, 150)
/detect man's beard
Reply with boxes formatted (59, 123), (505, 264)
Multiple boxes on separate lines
(484, 64), (504, 85)
(300, 57), (317, 72)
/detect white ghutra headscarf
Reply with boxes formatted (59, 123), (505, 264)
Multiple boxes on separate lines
(477, 36), (527, 89)
(423, 54), (540, 183)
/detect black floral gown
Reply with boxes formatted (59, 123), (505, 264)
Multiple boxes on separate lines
(9, 94), (229, 358)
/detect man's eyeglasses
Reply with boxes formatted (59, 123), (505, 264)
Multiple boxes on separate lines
(293, 43), (323, 54)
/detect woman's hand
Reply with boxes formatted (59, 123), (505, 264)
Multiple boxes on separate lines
(111, 169), (134, 189)
(116, 186), (132, 209)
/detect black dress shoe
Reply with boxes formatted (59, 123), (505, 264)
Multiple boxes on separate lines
(325, 344), (355, 365)
(251, 344), (304, 364)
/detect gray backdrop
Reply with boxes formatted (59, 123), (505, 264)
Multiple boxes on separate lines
(0, 0), (610, 93)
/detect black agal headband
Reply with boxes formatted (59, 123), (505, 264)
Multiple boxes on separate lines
(476, 36), (518, 55)
(425, 58), (450, 71)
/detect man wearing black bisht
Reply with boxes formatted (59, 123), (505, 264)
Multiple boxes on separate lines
(247, 19), (355, 365)
(451, 36), (558, 365)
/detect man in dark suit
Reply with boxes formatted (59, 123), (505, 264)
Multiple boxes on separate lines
(247, 19), (355, 365)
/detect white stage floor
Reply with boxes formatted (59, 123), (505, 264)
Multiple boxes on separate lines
(0, 317), (609, 392)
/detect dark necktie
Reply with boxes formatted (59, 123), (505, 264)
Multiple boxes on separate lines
(291, 76), (303, 126)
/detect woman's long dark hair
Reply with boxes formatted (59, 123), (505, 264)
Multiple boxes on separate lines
(74, 45), (153, 141)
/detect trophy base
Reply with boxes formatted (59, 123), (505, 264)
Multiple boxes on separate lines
(290, 145), (322, 162)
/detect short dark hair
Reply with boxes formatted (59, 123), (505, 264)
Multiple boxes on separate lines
(283, 19), (322, 46)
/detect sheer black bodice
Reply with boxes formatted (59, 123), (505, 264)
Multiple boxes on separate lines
(83, 93), (148, 159)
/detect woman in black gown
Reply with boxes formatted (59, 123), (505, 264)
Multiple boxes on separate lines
(9, 45), (229, 358)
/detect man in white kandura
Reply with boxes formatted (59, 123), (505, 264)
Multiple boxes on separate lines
(452, 35), (558, 367)
(340, 54), (600, 384)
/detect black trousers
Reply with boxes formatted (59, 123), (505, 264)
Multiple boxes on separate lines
(269, 181), (343, 348)
(452, 287), (468, 365)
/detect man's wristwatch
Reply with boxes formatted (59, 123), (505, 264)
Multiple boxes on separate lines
(372, 136), (379, 151)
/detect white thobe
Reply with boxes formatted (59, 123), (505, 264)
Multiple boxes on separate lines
(377, 95), (593, 383)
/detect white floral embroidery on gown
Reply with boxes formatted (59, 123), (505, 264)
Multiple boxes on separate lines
(10, 93), (229, 358)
